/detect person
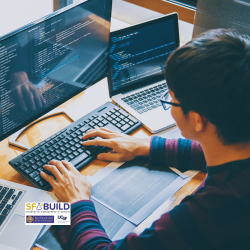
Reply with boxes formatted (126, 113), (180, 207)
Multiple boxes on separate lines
(40, 29), (250, 249)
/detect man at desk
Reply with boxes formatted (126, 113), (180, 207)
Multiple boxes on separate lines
(40, 29), (250, 249)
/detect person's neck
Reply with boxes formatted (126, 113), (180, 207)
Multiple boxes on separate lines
(200, 137), (250, 167)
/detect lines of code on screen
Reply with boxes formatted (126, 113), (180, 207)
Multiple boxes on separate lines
(109, 19), (177, 91)
(0, 0), (111, 139)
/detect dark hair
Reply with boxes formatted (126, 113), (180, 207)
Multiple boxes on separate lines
(165, 29), (250, 145)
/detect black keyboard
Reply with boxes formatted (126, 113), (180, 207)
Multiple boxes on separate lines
(9, 102), (141, 191)
(121, 83), (167, 114)
(0, 185), (24, 228)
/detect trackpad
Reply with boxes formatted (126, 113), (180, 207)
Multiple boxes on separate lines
(0, 214), (40, 250)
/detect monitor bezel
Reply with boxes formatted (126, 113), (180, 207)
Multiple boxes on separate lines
(0, 0), (112, 143)
(107, 12), (180, 98)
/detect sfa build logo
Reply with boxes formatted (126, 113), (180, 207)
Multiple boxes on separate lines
(25, 202), (71, 225)
(26, 202), (70, 211)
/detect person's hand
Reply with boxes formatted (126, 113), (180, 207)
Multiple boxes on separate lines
(40, 160), (91, 203)
(11, 71), (46, 112)
(82, 127), (151, 162)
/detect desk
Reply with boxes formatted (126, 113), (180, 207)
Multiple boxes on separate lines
(0, 14), (206, 250)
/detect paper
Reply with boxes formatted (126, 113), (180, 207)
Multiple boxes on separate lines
(92, 199), (135, 241)
(35, 226), (64, 250)
(91, 158), (191, 225)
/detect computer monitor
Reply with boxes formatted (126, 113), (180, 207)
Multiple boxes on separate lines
(0, 0), (112, 142)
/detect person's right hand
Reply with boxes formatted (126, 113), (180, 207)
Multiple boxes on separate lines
(11, 71), (46, 112)
(82, 127), (151, 162)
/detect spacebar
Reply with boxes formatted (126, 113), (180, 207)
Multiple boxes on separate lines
(70, 152), (89, 166)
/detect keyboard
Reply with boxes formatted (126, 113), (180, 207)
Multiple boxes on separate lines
(9, 102), (141, 191)
(0, 185), (24, 228)
(121, 83), (167, 114)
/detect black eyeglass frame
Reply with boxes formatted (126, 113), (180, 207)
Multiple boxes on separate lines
(160, 90), (182, 110)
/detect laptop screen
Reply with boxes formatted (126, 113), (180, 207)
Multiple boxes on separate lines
(108, 13), (179, 97)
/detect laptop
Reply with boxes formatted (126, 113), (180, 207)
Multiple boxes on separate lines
(107, 13), (179, 133)
(0, 179), (56, 250)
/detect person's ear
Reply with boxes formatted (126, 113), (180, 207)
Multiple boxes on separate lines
(193, 113), (207, 132)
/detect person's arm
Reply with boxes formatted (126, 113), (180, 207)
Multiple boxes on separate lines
(150, 136), (207, 172)
(40, 160), (205, 250)
(55, 199), (194, 250)
(82, 128), (207, 172)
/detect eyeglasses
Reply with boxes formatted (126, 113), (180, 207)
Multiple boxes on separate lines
(160, 89), (181, 110)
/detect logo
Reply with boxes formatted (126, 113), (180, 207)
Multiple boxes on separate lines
(26, 202), (70, 211)
(26, 216), (34, 223)
(36, 203), (43, 210)
(58, 215), (67, 220)
(25, 202), (71, 225)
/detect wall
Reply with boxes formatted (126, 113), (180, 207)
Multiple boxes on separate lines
(0, 0), (53, 37)
(124, 0), (195, 24)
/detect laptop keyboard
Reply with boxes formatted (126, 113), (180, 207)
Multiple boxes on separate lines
(0, 185), (24, 228)
(9, 102), (141, 191)
(121, 83), (167, 114)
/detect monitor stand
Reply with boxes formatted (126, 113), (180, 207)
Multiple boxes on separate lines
(8, 108), (76, 150)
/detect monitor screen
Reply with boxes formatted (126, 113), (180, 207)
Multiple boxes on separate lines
(0, 0), (112, 141)
(107, 14), (179, 96)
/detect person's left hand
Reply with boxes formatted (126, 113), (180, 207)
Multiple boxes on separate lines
(40, 160), (91, 203)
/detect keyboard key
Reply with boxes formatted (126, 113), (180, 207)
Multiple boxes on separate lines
(128, 116), (138, 123)
(66, 149), (72, 154)
(4, 189), (15, 200)
(1, 199), (8, 204)
(31, 165), (38, 170)
(80, 125), (91, 133)
(14, 162), (21, 167)
(70, 152), (89, 166)
(102, 120), (108, 125)
(19, 165), (26, 171)
(33, 171), (39, 178)
(34, 156), (40, 161)
(62, 152), (67, 157)
(24, 162), (31, 168)
(37, 162), (43, 167)
(121, 124), (130, 131)
(24, 167), (33, 174)
(0, 204), (4, 210)
(134, 105), (144, 110)
(73, 152), (79, 157)
(58, 155), (64, 160)
(1, 209), (10, 216)
(0, 187), (9, 196)
(29, 159), (36, 164)
(56, 149), (62, 154)
(42, 158), (47, 164)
